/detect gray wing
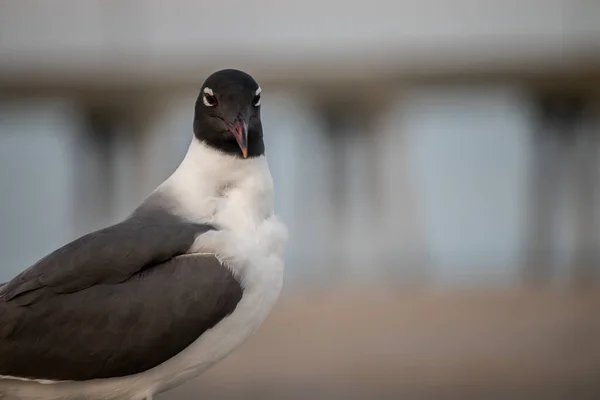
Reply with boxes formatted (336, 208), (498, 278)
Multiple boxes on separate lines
(0, 207), (242, 381)
(0, 254), (242, 381)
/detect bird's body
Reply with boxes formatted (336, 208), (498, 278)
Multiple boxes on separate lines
(0, 70), (286, 399)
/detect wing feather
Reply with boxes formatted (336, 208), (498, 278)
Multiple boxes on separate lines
(0, 254), (242, 381)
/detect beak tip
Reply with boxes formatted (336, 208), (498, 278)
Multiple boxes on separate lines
(228, 117), (249, 159)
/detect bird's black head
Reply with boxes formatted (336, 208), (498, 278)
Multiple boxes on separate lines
(193, 69), (264, 158)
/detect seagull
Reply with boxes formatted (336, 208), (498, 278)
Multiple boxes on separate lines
(0, 69), (287, 400)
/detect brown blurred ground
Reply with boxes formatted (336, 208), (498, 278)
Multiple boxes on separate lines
(158, 287), (600, 400)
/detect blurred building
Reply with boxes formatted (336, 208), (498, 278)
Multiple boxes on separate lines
(0, 0), (599, 288)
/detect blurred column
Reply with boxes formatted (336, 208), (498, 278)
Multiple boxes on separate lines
(373, 93), (431, 285)
(322, 108), (381, 284)
(0, 99), (81, 280)
(525, 91), (598, 287)
(73, 102), (155, 232)
(323, 99), (429, 286)
(524, 95), (564, 285)
(78, 102), (149, 226)
(71, 107), (118, 235)
(566, 93), (600, 286)
(571, 99), (600, 286)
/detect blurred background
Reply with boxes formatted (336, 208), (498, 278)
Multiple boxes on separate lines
(1, 1), (600, 399)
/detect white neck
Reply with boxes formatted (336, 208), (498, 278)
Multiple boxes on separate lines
(158, 138), (275, 233)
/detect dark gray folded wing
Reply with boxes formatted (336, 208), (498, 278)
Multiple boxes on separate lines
(0, 253), (242, 381)
(0, 204), (242, 381)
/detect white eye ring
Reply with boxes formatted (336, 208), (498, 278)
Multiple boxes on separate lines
(253, 87), (262, 107)
(203, 87), (217, 107)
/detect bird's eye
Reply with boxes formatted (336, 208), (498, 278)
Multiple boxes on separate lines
(253, 94), (261, 107)
(203, 93), (217, 107)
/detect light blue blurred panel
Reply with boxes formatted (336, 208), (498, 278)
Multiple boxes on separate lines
(261, 92), (334, 283)
(404, 86), (534, 284)
(260, 93), (300, 230)
(136, 93), (198, 198)
(0, 100), (80, 280)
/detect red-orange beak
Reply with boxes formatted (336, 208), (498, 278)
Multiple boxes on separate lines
(225, 117), (248, 158)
